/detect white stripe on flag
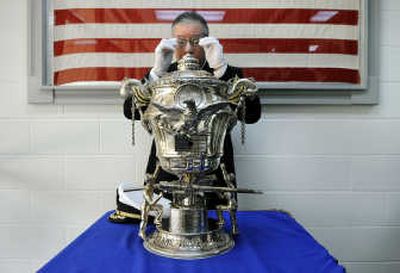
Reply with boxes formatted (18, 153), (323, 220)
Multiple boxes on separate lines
(54, 24), (358, 41)
(54, 0), (360, 10)
(226, 53), (359, 69)
(53, 53), (360, 72)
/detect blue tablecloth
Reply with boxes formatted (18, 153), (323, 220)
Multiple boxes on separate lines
(38, 210), (345, 273)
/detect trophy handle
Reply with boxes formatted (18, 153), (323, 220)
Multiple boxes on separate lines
(228, 78), (257, 105)
(120, 78), (151, 107)
(120, 78), (152, 145)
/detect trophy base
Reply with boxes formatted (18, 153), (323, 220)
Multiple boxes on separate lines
(144, 218), (234, 259)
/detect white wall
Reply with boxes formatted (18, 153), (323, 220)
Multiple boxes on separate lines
(0, 1), (400, 272)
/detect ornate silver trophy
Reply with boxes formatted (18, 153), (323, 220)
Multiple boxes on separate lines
(120, 54), (261, 259)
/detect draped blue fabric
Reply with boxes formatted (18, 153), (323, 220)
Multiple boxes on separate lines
(38, 211), (345, 273)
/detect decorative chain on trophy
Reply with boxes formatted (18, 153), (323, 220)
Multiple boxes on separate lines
(131, 95), (135, 146)
(240, 96), (246, 145)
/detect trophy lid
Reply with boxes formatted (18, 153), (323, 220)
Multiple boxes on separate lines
(177, 54), (201, 71)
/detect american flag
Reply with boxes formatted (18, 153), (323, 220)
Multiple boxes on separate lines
(53, 0), (363, 87)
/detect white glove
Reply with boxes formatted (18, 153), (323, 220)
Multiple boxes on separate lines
(199, 37), (228, 78)
(150, 38), (177, 80)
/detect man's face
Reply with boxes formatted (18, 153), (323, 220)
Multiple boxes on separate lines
(172, 22), (206, 63)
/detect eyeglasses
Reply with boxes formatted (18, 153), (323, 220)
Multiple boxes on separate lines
(176, 37), (202, 48)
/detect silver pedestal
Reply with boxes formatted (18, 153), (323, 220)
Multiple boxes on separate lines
(144, 207), (234, 259)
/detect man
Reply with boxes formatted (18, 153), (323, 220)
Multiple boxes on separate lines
(111, 12), (261, 223)
(147, 11), (236, 82)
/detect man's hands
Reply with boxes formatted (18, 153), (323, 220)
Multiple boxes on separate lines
(199, 37), (228, 78)
(150, 36), (228, 80)
(150, 38), (177, 80)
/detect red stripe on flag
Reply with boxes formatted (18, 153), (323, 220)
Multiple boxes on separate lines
(54, 38), (358, 56)
(54, 67), (149, 85)
(243, 67), (360, 83)
(54, 39), (160, 56)
(55, 8), (358, 25)
(54, 67), (360, 85)
(221, 39), (358, 54)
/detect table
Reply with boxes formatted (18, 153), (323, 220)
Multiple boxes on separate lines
(38, 210), (345, 273)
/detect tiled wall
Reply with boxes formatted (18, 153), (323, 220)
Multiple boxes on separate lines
(0, 1), (400, 272)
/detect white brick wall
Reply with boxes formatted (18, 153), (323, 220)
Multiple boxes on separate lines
(0, 1), (399, 272)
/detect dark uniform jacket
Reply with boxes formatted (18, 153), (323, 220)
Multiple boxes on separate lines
(123, 62), (261, 208)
